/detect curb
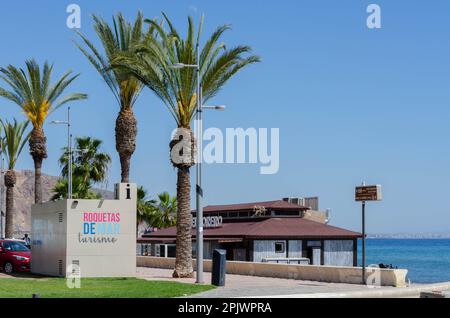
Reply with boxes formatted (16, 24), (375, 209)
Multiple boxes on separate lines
(251, 282), (450, 298)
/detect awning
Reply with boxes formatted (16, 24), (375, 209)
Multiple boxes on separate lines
(137, 237), (176, 243)
(217, 238), (243, 243)
(138, 237), (244, 244)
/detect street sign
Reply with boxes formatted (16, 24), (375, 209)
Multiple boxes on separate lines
(355, 183), (382, 285)
(355, 185), (382, 202)
(192, 216), (223, 229)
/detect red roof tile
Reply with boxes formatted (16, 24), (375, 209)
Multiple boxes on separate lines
(141, 217), (362, 241)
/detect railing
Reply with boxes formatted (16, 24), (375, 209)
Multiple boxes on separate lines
(261, 257), (310, 265)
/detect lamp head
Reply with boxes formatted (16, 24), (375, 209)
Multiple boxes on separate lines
(170, 63), (186, 69)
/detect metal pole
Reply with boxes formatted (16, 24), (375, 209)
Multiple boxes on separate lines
(362, 200), (366, 284)
(195, 46), (204, 284)
(67, 107), (72, 199)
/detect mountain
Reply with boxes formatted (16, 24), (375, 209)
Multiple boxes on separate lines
(0, 170), (113, 238)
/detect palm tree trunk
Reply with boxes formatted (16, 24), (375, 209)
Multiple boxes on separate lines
(172, 166), (194, 278)
(29, 127), (47, 204)
(4, 170), (16, 238)
(115, 108), (137, 183)
(34, 159), (43, 204)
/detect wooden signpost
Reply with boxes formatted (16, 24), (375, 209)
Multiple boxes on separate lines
(355, 185), (382, 202)
(355, 183), (382, 285)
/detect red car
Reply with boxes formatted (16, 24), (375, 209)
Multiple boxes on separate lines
(0, 239), (31, 273)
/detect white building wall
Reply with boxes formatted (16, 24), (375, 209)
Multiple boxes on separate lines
(323, 240), (353, 266)
(253, 240), (287, 262)
(288, 240), (302, 258)
(31, 183), (137, 277)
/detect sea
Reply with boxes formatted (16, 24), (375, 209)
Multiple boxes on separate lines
(357, 239), (450, 284)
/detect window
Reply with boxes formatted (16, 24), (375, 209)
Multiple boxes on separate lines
(274, 210), (299, 216)
(167, 245), (176, 258)
(2, 241), (29, 252)
(275, 241), (285, 253)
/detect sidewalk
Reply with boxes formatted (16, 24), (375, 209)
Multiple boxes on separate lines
(136, 267), (450, 298)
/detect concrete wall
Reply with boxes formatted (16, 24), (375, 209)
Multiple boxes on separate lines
(137, 256), (408, 287)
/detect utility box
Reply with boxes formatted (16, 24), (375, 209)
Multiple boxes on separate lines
(211, 249), (226, 286)
(31, 183), (137, 278)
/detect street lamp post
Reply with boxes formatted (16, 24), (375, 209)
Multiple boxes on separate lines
(51, 107), (72, 199)
(171, 54), (225, 284)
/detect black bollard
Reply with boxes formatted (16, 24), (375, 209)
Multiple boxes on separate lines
(211, 249), (226, 286)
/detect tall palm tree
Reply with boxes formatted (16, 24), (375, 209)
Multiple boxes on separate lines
(0, 60), (87, 203)
(113, 13), (260, 277)
(75, 12), (153, 182)
(59, 136), (111, 185)
(0, 119), (30, 238)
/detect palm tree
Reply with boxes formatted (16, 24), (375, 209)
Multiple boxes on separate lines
(0, 119), (30, 238)
(51, 176), (101, 200)
(150, 192), (177, 229)
(136, 187), (177, 237)
(113, 13), (260, 277)
(59, 136), (111, 185)
(136, 186), (154, 236)
(0, 60), (87, 203)
(52, 136), (111, 200)
(149, 191), (177, 229)
(75, 12), (153, 183)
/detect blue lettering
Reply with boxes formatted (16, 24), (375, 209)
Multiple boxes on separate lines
(83, 222), (90, 234)
(114, 223), (120, 234)
(97, 223), (106, 234)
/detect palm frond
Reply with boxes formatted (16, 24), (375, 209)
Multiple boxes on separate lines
(0, 59), (87, 128)
(0, 118), (31, 169)
(75, 11), (148, 109)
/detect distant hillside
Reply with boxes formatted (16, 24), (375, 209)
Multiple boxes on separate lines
(0, 170), (113, 237)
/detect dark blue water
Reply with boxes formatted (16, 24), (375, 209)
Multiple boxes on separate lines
(357, 239), (450, 283)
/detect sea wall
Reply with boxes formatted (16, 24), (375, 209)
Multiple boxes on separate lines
(137, 256), (408, 287)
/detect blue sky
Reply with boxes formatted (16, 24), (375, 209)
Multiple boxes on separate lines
(1, 1), (450, 233)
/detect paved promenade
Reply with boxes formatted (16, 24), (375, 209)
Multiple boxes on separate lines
(136, 267), (450, 298)
(137, 267), (389, 297)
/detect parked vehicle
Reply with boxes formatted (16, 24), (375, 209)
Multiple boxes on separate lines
(0, 239), (31, 273)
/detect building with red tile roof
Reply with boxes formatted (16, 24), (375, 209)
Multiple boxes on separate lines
(138, 198), (362, 267)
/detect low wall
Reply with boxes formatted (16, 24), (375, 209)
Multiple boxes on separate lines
(137, 256), (407, 287)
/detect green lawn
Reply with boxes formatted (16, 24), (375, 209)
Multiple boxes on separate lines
(0, 277), (215, 298)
